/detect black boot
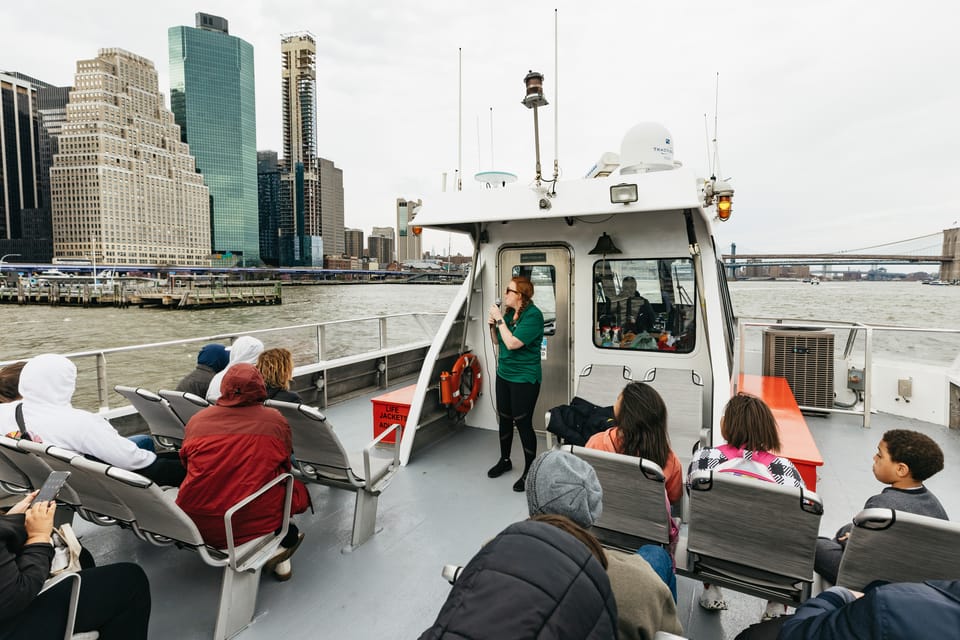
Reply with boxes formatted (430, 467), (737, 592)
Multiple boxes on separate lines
(487, 458), (512, 478)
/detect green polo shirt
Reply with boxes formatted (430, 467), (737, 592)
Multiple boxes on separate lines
(496, 304), (544, 383)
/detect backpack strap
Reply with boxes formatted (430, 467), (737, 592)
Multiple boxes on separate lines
(14, 403), (31, 442)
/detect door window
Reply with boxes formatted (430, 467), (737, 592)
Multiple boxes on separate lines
(512, 264), (557, 335)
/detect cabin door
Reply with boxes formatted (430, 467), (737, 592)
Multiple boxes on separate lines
(498, 245), (572, 431)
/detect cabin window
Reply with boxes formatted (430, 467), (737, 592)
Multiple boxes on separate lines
(593, 258), (696, 353)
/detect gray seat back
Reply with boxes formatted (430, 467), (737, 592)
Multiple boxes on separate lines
(838, 508), (960, 591)
(114, 386), (186, 443)
(158, 389), (210, 425)
(0, 436), (81, 507)
(565, 444), (671, 549)
(686, 470), (823, 604)
(639, 368), (705, 468)
(575, 364), (631, 407)
(42, 446), (136, 523)
(0, 444), (31, 492)
(264, 400), (357, 484)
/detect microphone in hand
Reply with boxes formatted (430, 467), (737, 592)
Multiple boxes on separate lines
(495, 297), (502, 306)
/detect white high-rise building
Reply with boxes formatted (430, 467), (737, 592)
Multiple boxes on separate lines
(50, 48), (211, 266)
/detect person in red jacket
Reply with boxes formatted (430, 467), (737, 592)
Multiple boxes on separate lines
(176, 363), (310, 581)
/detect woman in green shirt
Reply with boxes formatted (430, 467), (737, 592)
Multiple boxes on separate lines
(487, 276), (544, 491)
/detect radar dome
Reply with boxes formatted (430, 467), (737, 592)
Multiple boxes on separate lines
(619, 122), (674, 174)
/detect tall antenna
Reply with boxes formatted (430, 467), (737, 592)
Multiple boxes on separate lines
(552, 8), (559, 182)
(458, 48), (463, 191)
(711, 72), (721, 179)
(489, 107), (494, 168)
(703, 114), (712, 178)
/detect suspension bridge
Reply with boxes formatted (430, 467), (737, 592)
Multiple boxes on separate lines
(721, 228), (960, 279)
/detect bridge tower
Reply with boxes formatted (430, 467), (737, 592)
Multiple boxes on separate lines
(941, 228), (960, 282)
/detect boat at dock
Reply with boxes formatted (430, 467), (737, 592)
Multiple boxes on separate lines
(3, 125), (960, 640)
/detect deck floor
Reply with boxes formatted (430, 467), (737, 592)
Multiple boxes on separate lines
(73, 392), (960, 639)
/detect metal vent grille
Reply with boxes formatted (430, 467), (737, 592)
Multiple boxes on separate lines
(762, 329), (835, 409)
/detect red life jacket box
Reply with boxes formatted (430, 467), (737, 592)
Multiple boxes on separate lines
(371, 384), (416, 445)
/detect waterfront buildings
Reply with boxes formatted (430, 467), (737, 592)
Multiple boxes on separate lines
(50, 49), (211, 266)
(319, 157), (344, 256)
(169, 13), (259, 265)
(369, 226), (395, 264)
(396, 198), (422, 262)
(344, 228), (363, 259)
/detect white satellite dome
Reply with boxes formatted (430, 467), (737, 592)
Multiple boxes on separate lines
(619, 122), (675, 174)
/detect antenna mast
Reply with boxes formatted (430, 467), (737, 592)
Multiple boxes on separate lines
(552, 8), (559, 182)
(712, 72), (721, 180)
(458, 48), (463, 191)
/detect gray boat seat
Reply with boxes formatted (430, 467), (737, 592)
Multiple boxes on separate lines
(564, 444), (672, 551)
(157, 389), (210, 426)
(40, 572), (99, 640)
(113, 386), (186, 448)
(0, 435), (81, 508)
(837, 508), (960, 591)
(683, 470), (823, 606)
(544, 364), (632, 448)
(265, 399), (400, 550)
(638, 367), (706, 470)
(64, 453), (294, 640)
(19, 440), (133, 527)
(0, 444), (32, 493)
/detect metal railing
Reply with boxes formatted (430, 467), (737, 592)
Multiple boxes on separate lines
(737, 317), (960, 428)
(1, 312), (444, 413)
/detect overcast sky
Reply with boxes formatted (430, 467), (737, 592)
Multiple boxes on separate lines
(5, 0), (958, 259)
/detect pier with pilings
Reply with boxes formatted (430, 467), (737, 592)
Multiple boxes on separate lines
(0, 280), (282, 309)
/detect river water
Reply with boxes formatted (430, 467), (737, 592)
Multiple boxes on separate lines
(1, 281), (958, 409)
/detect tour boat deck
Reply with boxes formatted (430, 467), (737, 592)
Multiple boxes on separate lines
(73, 387), (960, 640)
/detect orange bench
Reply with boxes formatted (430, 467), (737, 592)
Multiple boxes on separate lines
(737, 374), (823, 491)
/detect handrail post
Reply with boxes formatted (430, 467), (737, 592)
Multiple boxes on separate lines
(95, 353), (109, 411)
(862, 327), (872, 428)
(317, 324), (326, 361)
(379, 316), (388, 350)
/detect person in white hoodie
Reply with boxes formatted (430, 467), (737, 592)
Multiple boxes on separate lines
(2, 354), (185, 486)
(205, 336), (265, 404)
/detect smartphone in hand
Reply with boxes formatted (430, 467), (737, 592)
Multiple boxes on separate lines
(34, 470), (70, 503)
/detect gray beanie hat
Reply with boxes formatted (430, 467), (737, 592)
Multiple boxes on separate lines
(525, 449), (603, 528)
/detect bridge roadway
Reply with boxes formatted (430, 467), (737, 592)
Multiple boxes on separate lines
(721, 253), (947, 266)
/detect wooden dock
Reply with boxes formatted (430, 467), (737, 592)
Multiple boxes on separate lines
(0, 281), (282, 309)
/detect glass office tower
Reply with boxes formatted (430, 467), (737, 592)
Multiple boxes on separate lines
(169, 13), (259, 265)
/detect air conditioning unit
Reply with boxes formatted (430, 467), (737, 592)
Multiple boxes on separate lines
(762, 328), (834, 410)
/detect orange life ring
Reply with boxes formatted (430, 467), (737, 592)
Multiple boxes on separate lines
(445, 353), (482, 414)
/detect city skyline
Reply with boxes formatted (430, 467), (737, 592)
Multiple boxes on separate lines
(5, 1), (959, 258)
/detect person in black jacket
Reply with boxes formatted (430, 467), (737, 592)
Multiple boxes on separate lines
(419, 518), (618, 639)
(0, 491), (152, 639)
(735, 581), (960, 640)
(175, 343), (229, 398)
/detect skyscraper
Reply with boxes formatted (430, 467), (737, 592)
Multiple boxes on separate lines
(50, 49), (211, 266)
(279, 33), (321, 265)
(0, 72), (41, 242)
(396, 198), (422, 262)
(319, 156), (344, 255)
(257, 150), (281, 265)
(169, 13), (259, 265)
(344, 228), (363, 259)
(370, 226), (395, 264)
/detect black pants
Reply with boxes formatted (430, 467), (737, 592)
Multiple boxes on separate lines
(0, 563), (151, 640)
(137, 451), (186, 487)
(495, 376), (541, 474)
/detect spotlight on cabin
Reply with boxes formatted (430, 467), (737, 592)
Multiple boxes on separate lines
(411, 226), (423, 236)
(609, 183), (638, 205)
(588, 232), (622, 256)
(522, 71), (548, 109)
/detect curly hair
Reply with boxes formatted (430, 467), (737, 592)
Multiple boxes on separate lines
(615, 382), (671, 469)
(0, 361), (26, 403)
(720, 393), (782, 453)
(883, 429), (944, 481)
(529, 513), (608, 569)
(257, 348), (294, 390)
